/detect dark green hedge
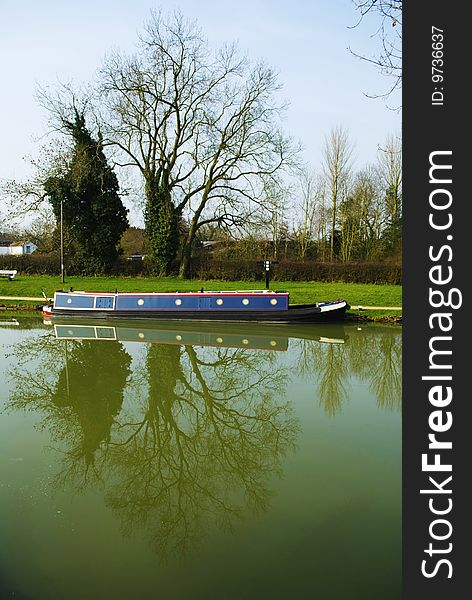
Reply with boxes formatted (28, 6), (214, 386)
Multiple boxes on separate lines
(0, 254), (61, 275)
(189, 259), (402, 284)
(1, 254), (401, 284)
(0, 254), (153, 277)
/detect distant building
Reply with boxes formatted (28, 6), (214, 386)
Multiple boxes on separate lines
(0, 240), (38, 256)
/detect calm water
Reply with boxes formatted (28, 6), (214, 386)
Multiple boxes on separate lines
(0, 318), (401, 600)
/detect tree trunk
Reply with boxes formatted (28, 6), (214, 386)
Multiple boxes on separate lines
(179, 223), (197, 279)
(330, 199), (336, 261)
(179, 242), (192, 279)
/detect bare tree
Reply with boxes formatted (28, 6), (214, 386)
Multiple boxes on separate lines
(23, 206), (57, 253)
(377, 132), (402, 223)
(293, 168), (324, 260)
(177, 64), (296, 276)
(339, 166), (383, 261)
(257, 178), (291, 260)
(375, 132), (402, 257)
(98, 10), (297, 276)
(322, 126), (354, 261)
(1, 139), (71, 226)
(349, 1), (402, 103)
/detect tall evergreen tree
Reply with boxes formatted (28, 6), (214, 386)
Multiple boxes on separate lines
(44, 111), (128, 272)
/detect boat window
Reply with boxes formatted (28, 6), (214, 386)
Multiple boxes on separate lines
(95, 296), (115, 310)
(96, 327), (116, 339)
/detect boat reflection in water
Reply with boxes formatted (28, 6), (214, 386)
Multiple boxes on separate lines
(47, 318), (348, 351)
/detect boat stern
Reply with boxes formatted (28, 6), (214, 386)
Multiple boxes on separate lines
(317, 300), (350, 316)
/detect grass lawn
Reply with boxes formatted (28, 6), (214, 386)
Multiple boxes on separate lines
(0, 274), (402, 319)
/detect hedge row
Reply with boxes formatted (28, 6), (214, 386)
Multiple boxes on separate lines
(189, 259), (402, 284)
(0, 254), (402, 284)
(0, 254), (147, 277)
(0, 254), (69, 276)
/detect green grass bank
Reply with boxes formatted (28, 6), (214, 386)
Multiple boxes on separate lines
(0, 275), (402, 321)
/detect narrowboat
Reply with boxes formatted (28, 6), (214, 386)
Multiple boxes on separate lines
(42, 290), (349, 323)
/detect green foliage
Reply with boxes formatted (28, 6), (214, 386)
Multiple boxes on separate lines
(381, 216), (402, 259)
(385, 184), (402, 222)
(44, 112), (128, 273)
(144, 182), (180, 274)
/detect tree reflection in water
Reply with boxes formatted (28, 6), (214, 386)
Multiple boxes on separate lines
(7, 331), (296, 559)
(296, 326), (402, 415)
(51, 341), (132, 476)
(105, 343), (296, 558)
(8, 335), (132, 486)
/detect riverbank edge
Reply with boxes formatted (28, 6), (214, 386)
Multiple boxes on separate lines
(0, 302), (402, 324)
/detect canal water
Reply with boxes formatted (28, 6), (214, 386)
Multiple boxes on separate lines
(0, 318), (401, 600)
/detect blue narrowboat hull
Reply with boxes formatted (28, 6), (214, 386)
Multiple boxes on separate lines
(43, 291), (349, 323)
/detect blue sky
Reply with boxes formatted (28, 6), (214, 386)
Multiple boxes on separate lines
(0, 0), (400, 224)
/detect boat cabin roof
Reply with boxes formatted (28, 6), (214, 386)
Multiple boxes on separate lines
(56, 290), (288, 296)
